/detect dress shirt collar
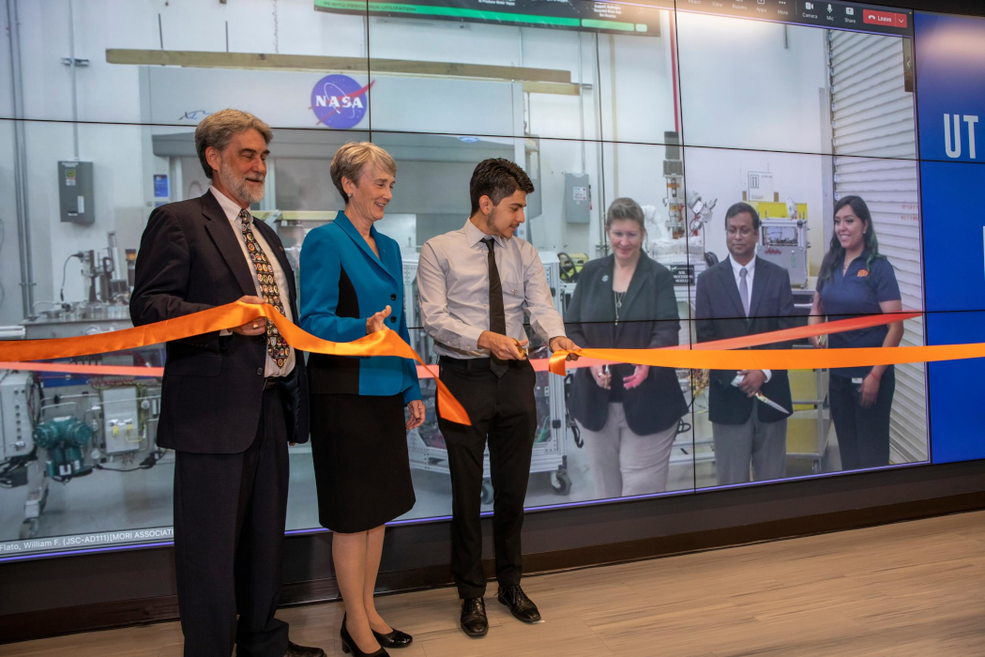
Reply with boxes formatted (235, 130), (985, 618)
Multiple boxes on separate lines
(209, 185), (251, 226)
(463, 217), (505, 249)
(729, 253), (757, 280)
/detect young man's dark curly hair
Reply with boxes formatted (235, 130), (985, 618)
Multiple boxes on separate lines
(469, 158), (535, 215)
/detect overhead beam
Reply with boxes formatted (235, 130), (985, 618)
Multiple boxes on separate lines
(105, 49), (574, 87)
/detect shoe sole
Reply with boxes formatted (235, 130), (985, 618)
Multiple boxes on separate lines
(497, 596), (542, 623)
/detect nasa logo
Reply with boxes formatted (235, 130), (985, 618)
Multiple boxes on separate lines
(310, 74), (372, 129)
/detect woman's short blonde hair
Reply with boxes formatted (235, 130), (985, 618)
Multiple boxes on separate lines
(330, 142), (397, 204)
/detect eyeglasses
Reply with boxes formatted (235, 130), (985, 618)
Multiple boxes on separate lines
(726, 227), (756, 236)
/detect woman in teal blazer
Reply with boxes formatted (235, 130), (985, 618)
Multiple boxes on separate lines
(300, 143), (423, 656)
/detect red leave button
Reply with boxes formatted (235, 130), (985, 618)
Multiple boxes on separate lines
(863, 9), (907, 28)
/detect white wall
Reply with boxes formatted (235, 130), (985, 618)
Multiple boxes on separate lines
(1, 4), (24, 324)
(676, 12), (829, 154)
(0, 121), (25, 325)
(683, 147), (828, 269)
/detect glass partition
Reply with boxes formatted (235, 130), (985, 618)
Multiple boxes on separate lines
(0, 0), (943, 560)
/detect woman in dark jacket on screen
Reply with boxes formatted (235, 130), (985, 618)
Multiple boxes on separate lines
(565, 198), (688, 498)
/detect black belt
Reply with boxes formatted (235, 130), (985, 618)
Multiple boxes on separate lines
(263, 377), (285, 390)
(438, 356), (527, 372)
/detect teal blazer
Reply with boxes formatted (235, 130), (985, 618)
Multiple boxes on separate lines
(300, 212), (421, 404)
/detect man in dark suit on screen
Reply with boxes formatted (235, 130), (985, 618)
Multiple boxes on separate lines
(695, 202), (797, 486)
(130, 109), (323, 657)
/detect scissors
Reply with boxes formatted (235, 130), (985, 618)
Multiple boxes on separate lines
(512, 338), (528, 359)
(755, 392), (791, 415)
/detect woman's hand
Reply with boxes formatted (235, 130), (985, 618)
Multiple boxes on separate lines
(366, 305), (392, 334)
(808, 292), (826, 348)
(859, 373), (881, 408)
(590, 365), (611, 390)
(406, 399), (426, 431)
(623, 365), (649, 390)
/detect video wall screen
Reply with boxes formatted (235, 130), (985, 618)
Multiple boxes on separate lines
(0, 0), (981, 560)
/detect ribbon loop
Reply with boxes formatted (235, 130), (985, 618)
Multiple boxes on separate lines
(0, 301), (471, 426)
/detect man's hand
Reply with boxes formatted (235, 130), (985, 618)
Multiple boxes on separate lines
(366, 305), (392, 334)
(231, 295), (267, 335)
(406, 399), (426, 430)
(478, 331), (527, 360)
(737, 369), (767, 397)
(550, 336), (580, 361)
(623, 365), (649, 390)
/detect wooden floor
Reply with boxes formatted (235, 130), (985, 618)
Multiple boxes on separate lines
(4, 510), (984, 657)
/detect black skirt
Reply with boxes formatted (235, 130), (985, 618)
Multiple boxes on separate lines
(309, 393), (416, 533)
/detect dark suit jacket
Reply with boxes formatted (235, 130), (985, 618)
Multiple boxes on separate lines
(695, 256), (796, 425)
(565, 254), (688, 435)
(129, 191), (310, 454)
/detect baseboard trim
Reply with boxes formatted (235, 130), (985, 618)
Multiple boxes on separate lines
(3, 489), (982, 645)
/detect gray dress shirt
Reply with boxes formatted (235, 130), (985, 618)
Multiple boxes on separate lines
(210, 186), (296, 378)
(417, 219), (566, 359)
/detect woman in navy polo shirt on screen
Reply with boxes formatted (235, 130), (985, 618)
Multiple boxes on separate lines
(808, 196), (904, 471)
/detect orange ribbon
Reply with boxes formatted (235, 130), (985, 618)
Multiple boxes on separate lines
(0, 301), (471, 425)
(549, 311), (983, 375)
(6, 307), (981, 419)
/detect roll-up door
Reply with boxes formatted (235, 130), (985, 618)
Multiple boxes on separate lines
(828, 30), (926, 463)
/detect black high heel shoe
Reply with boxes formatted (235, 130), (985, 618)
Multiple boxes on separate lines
(372, 626), (413, 648)
(340, 614), (389, 657)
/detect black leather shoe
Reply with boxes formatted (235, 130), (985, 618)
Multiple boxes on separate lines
(460, 597), (488, 638)
(340, 615), (388, 656)
(373, 626), (413, 648)
(497, 585), (542, 623)
(283, 641), (327, 657)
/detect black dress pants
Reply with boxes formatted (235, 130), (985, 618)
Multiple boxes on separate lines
(829, 367), (896, 471)
(437, 357), (537, 600)
(173, 385), (291, 657)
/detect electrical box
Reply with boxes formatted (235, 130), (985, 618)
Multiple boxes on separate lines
(747, 171), (774, 202)
(564, 172), (591, 224)
(0, 371), (33, 460)
(102, 386), (141, 454)
(759, 219), (810, 288)
(59, 161), (94, 225)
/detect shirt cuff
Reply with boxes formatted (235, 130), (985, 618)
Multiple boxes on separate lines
(220, 329), (232, 336)
(461, 326), (485, 352)
(403, 385), (423, 405)
(762, 369), (772, 382)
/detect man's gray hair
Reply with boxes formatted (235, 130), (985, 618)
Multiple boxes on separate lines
(194, 109), (273, 180)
